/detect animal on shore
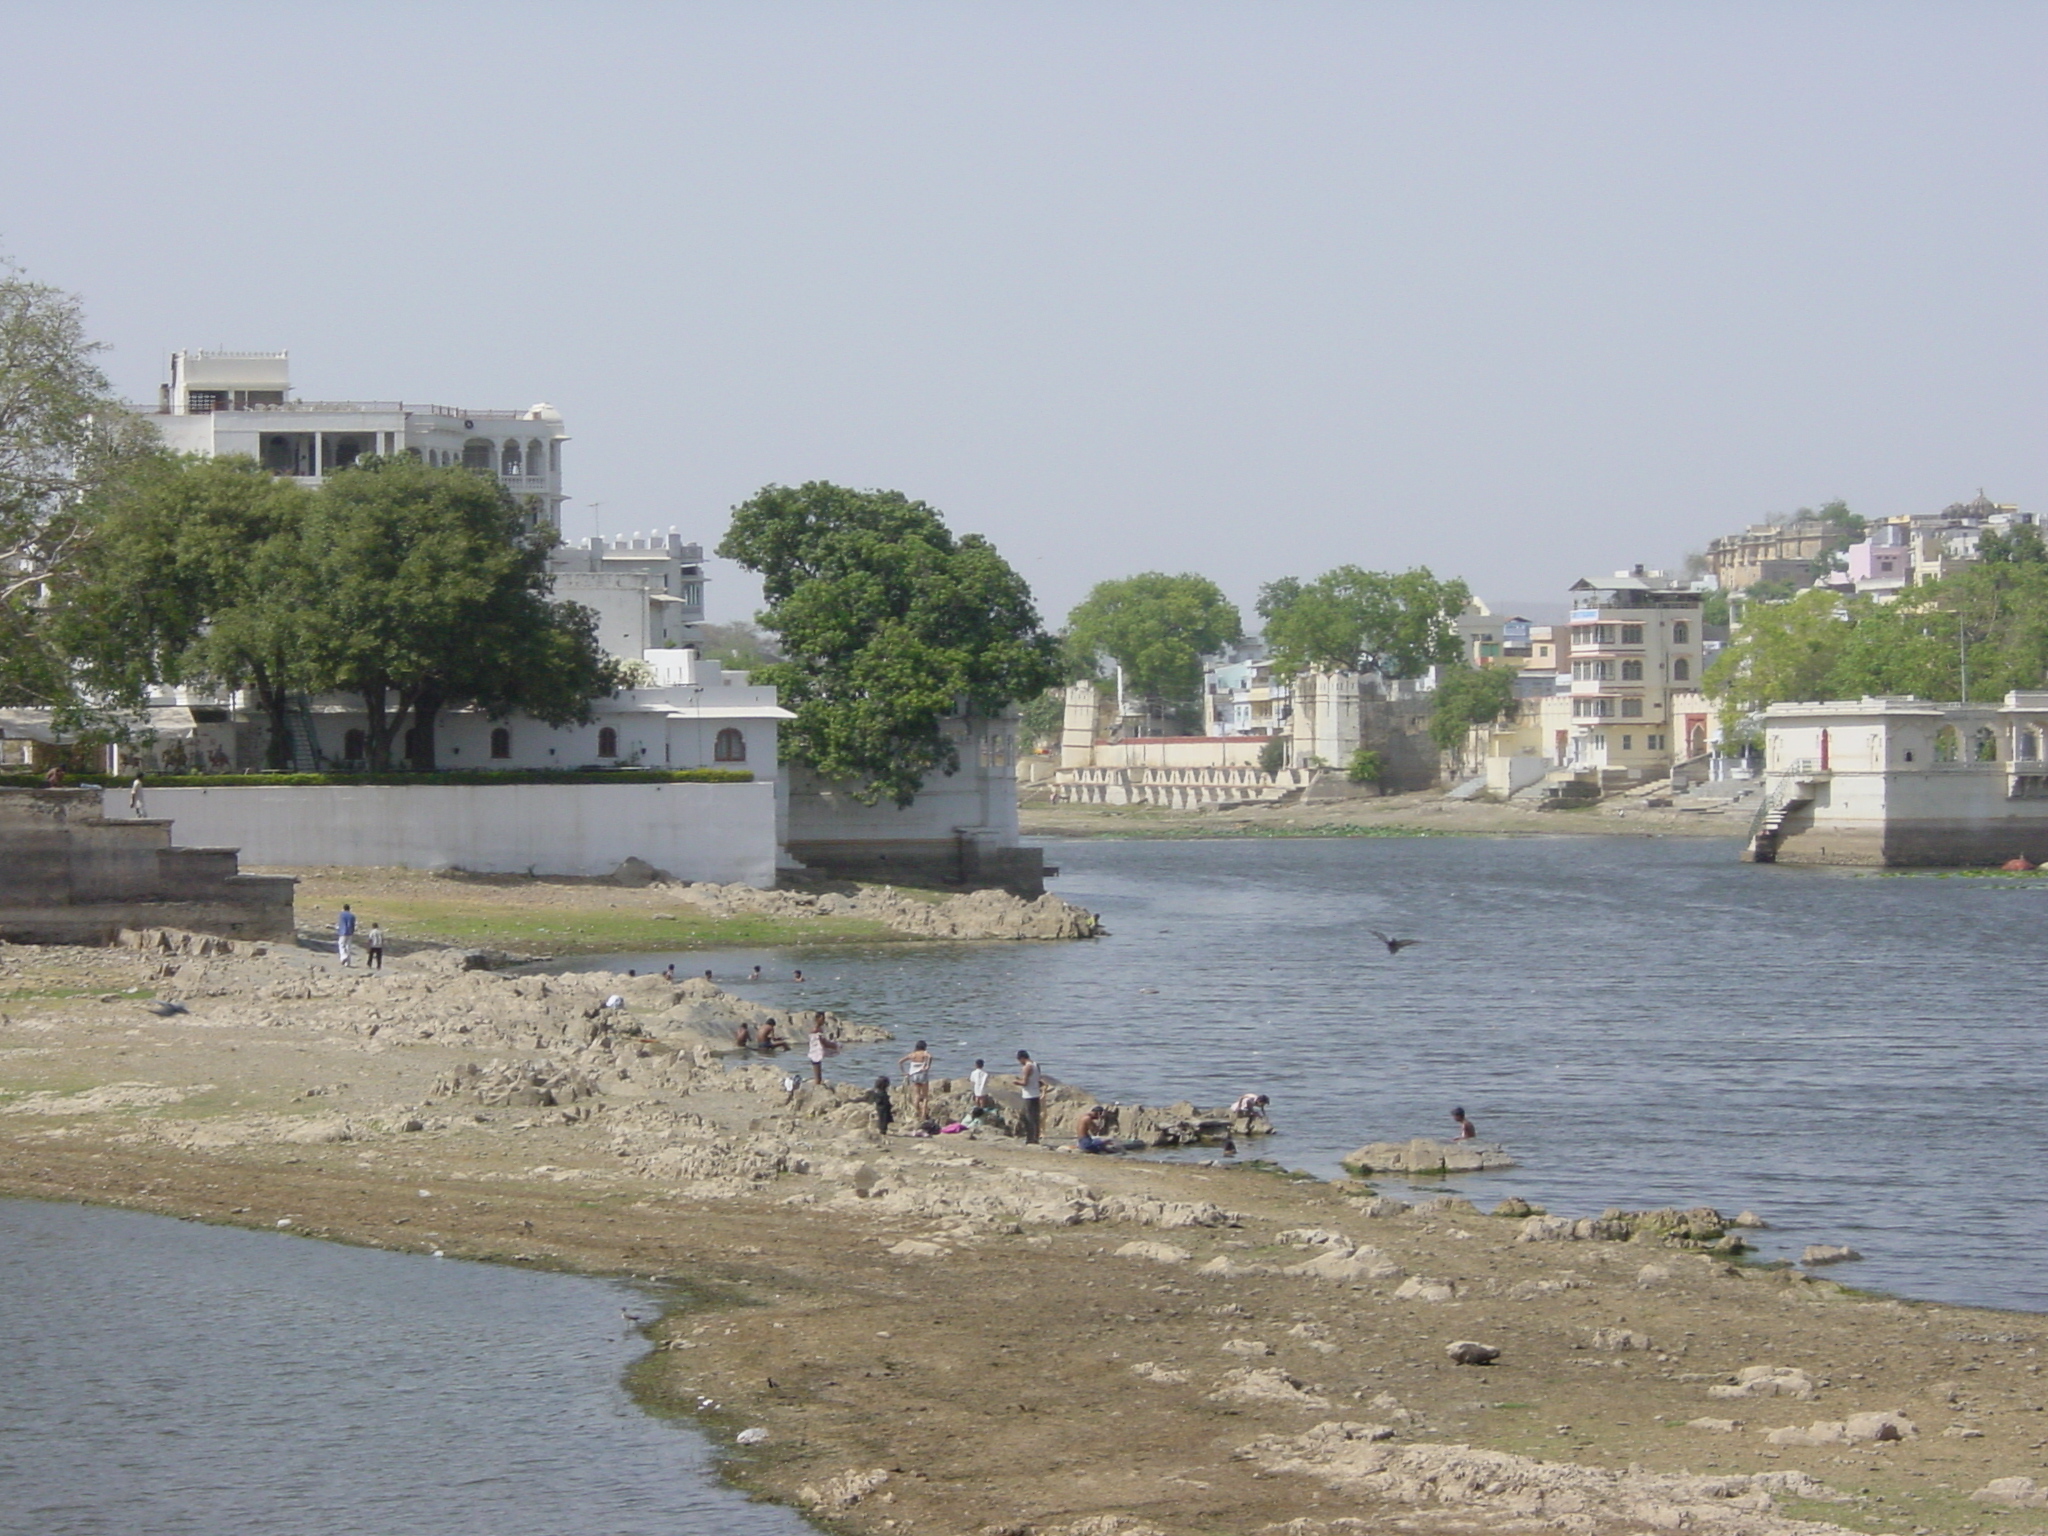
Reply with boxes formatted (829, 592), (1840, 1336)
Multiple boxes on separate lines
(143, 998), (188, 1017)
(1368, 929), (1423, 954)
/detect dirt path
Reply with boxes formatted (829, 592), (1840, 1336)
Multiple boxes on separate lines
(3, 937), (2041, 1536)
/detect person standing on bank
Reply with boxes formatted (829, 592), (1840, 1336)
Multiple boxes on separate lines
(335, 904), (357, 967)
(128, 776), (146, 818)
(868, 1075), (894, 1137)
(898, 1040), (934, 1119)
(1015, 1049), (1043, 1144)
(365, 922), (385, 971)
(807, 1018), (829, 1085)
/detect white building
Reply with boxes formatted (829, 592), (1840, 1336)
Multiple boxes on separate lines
(1750, 693), (2048, 866)
(144, 350), (568, 534)
(548, 532), (708, 660)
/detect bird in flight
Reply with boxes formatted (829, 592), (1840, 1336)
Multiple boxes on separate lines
(1368, 930), (1423, 954)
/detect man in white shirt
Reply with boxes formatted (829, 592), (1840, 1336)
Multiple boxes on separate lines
(969, 1059), (991, 1111)
(1015, 1050), (1043, 1144)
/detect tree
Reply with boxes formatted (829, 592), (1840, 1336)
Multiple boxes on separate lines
(299, 456), (620, 770)
(1064, 572), (1241, 732)
(717, 482), (1061, 807)
(1257, 736), (1288, 775)
(1257, 566), (1470, 680)
(1429, 664), (1516, 761)
(693, 620), (783, 672)
(0, 261), (161, 707)
(1347, 747), (1386, 787)
(1979, 524), (2048, 565)
(1017, 686), (1067, 754)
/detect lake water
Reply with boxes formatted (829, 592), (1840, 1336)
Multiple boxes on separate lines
(0, 1199), (817, 1536)
(572, 833), (2048, 1315)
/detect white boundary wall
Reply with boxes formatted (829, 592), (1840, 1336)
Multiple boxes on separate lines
(108, 782), (778, 886)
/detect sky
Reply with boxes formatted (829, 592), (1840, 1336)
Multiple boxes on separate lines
(4, 2), (2044, 628)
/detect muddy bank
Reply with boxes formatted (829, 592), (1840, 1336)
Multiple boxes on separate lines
(2, 937), (2043, 1536)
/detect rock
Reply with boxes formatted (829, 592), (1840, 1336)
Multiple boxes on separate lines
(1944, 1425), (1985, 1439)
(1516, 1215), (1577, 1243)
(1393, 1276), (1457, 1303)
(1976, 1477), (2048, 1508)
(1588, 1327), (1651, 1352)
(1686, 1417), (1742, 1432)
(610, 856), (659, 887)
(1731, 1210), (1767, 1228)
(1843, 1411), (1915, 1442)
(1208, 1367), (1331, 1407)
(1634, 1264), (1671, 1288)
(1355, 1196), (1410, 1218)
(1707, 1366), (1816, 1401)
(1114, 1239), (1192, 1265)
(1492, 1196), (1539, 1217)
(1284, 1247), (1401, 1284)
(796, 1468), (891, 1510)
(1129, 1361), (1190, 1385)
(735, 1427), (769, 1445)
(1801, 1243), (1862, 1266)
(1341, 1138), (1516, 1175)
(1222, 1338), (1275, 1357)
(886, 1239), (949, 1258)
(1197, 1255), (1277, 1279)
(1445, 1340), (1500, 1365)
(1274, 1227), (1352, 1248)
(1765, 1421), (1847, 1446)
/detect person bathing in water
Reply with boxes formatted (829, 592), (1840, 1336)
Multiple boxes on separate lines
(1450, 1106), (1477, 1141)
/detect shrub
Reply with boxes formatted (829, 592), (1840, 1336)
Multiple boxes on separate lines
(1257, 736), (1289, 776)
(1347, 747), (1385, 786)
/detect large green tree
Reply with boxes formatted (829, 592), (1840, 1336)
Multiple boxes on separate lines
(718, 481), (1061, 806)
(0, 261), (161, 708)
(1429, 663), (1517, 761)
(1257, 565), (1470, 679)
(60, 455), (317, 764)
(299, 456), (620, 770)
(1064, 572), (1241, 732)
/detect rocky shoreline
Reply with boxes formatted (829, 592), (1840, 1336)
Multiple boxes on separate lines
(3, 935), (2044, 1536)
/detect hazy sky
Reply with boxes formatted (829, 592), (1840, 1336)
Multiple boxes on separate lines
(5, 3), (2043, 626)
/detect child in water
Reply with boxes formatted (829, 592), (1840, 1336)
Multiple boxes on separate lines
(1450, 1106), (1477, 1141)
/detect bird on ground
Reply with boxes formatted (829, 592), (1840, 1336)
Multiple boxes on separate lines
(1368, 930), (1423, 955)
(143, 998), (188, 1016)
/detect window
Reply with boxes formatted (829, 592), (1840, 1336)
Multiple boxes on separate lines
(1673, 621), (1690, 644)
(462, 439), (494, 471)
(1974, 726), (1998, 762)
(527, 438), (545, 478)
(1621, 697), (1644, 717)
(1572, 659), (1613, 681)
(1647, 734), (1665, 751)
(597, 727), (618, 758)
(1673, 657), (1690, 681)
(1620, 624), (1644, 645)
(1621, 735), (1634, 751)
(490, 727), (511, 760)
(714, 728), (746, 762)
(1621, 659), (1643, 681)
(500, 440), (522, 476)
(343, 729), (366, 763)
(1934, 726), (1958, 763)
(1573, 698), (1613, 718)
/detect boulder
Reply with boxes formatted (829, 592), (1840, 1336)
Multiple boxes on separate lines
(609, 856), (659, 887)
(1340, 1138), (1516, 1174)
(1114, 1240), (1192, 1265)
(1975, 1478), (2048, 1508)
(1393, 1276), (1457, 1303)
(1221, 1339), (1275, 1357)
(1445, 1340), (1500, 1366)
(1207, 1367), (1331, 1408)
(1129, 1361), (1190, 1385)
(1588, 1327), (1651, 1352)
(1516, 1215), (1576, 1243)
(1707, 1366), (1816, 1401)
(1801, 1243), (1862, 1266)
(1285, 1247), (1401, 1283)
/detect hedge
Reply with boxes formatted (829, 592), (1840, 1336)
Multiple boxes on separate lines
(0, 769), (753, 790)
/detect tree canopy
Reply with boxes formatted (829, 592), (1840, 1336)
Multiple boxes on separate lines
(1705, 561), (2048, 739)
(1256, 565), (1470, 679)
(1429, 663), (1517, 757)
(0, 262), (161, 708)
(1064, 572), (1241, 730)
(718, 482), (1061, 806)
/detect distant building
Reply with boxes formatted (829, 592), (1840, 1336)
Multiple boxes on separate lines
(1706, 518), (1834, 591)
(1537, 569), (1706, 775)
(548, 531), (708, 661)
(1831, 494), (2034, 598)
(143, 350), (568, 535)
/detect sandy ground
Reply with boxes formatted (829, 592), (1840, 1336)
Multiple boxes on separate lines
(4, 916), (2046, 1536)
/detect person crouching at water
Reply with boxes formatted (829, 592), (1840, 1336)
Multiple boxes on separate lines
(1231, 1092), (1270, 1133)
(757, 1017), (783, 1050)
(1076, 1103), (1115, 1154)
(868, 1075), (894, 1137)
(1450, 1106), (1476, 1140)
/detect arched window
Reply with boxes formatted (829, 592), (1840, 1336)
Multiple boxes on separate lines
(343, 729), (366, 763)
(527, 438), (545, 478)
(1934, 726), (1959, 763)
(500, 440), (522, 476)
(598, 726), (618, 757)
(1687, 722), (1707, 757)
(714, 728), (746, 762)
(549, 440), (561, 472)
(1974, 726), (1998, 762)
(1672, 621), (1690, 644)
(462, 438), (494, 471)
(1673, 657), (1690, 681)
(490, 727), (512, 760)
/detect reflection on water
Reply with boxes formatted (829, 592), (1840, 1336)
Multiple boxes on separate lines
(563, 834), (2048, 1313)
(0, 1200), (817, 1536)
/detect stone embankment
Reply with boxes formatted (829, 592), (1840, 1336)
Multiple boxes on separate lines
(651, 880), (1104, 940)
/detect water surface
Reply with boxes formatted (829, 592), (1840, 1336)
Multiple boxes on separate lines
(570, 834), (2048, 1313)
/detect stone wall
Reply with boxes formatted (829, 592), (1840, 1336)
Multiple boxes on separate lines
(0, 789), (294, 944)
(116, 781), (780, 886)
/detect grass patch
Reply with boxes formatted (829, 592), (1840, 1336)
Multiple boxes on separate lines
(340, 895), (902, 955)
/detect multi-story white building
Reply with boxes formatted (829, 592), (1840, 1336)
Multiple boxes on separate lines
(1537, 569), (1705, 774)
(548, 531), (708, 661)
(144, 350), (568, 534)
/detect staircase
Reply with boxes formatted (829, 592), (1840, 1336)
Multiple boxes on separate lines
(1745, 781), (1816, 863)
(285, 699), (324, 771)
